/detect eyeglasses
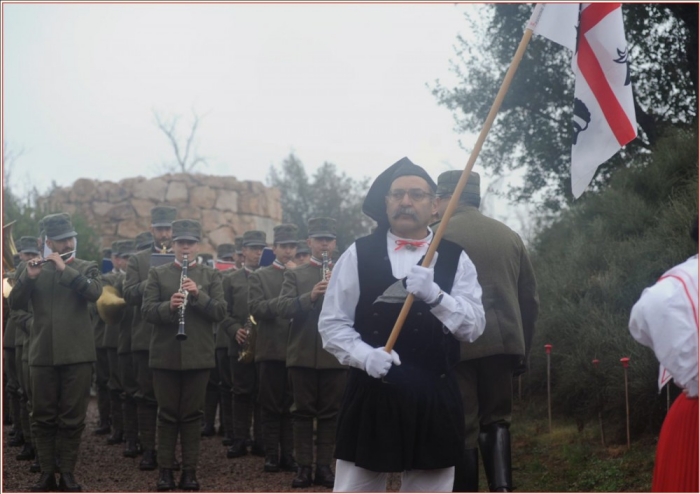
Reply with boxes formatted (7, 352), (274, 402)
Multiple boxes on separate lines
(386, 189), (435, 202)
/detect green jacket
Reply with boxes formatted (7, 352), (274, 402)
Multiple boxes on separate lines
(221, 268), (255, 358)
(9, 258), (102, 366)
(277, 263), (345, 370)
(248, 264), (291, 363)
(215, 269), (237, 350)
(101, 271), (122, 349)
(4, 264), (23, 349)
(113, 271), (134, 355)
(143, 262), (226, 370)
(89, 301), (106, 349)
(437, 205), (539, 362)
(123, 247), (156, 352)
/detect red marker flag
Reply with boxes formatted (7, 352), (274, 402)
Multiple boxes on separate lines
(529, 3), (637, 198)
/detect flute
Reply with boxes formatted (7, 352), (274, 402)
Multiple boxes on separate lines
(28, 250), (76, 267)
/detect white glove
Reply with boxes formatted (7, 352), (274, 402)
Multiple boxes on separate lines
(405, 252), (440, 304)
(364, 347), (401, 379)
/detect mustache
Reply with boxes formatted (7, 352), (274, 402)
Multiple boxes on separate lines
(392, 207), (418, 221)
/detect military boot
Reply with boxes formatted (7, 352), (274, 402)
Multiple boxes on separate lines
(123, 439), (142, 458)
(30, 472), (57, 492)
(93, 418), (111, 436)
(157, 469), (176, 491)
(16, 443), (36, 461)
(58, 472), (82, 492)
(179, 469), (200, 491)
(29, 458), (41, 473)
(292, 466), (313, 488)
(314, 464), (336, 488)
(479, 424), (513, 492)
(9, 429), (25, 447)
(107, 429), (124, 445)
(140, 449), (158, 471)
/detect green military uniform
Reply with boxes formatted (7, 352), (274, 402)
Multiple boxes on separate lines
(221, 230), (267, 459)
(123, 226), (167, 470)
(9, 214), (102, 490)
(90, 247), (112, 436)
(4, 250), (23, 446)
(436, 171), (539, 492)
(248, 225), (298, 471)
(277, 218), (347, 485)
(142, 219), (227, 488)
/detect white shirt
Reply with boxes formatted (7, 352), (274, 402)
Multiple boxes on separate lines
(629, 255), (698, 397)
(319, 228), (486, 371)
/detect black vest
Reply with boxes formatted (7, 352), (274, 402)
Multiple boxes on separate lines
(353, 227), (462, 375)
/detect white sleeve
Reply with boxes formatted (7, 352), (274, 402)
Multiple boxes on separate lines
(629, 278), (699, 397)
(431, 251), (486, 342)
(318, 244), (375, 371)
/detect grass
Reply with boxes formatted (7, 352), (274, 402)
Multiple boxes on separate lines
(509, 398), (656, 492)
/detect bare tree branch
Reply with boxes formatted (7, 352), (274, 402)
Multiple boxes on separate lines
(152, 109), (209, 174)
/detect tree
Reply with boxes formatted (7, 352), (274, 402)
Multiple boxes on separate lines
(267, 154), (373, 252)
(153, 109), (209, 174)
(433, 4), (697, 211)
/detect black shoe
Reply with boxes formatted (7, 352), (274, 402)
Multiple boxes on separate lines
(93, 420), (111, 436)
(30, 472), (57, 492)
(279, 454), (298, 472)
(217, 425), (225, 436)
(251, 442), (266, 457)
(9, 430), (25, 447)
(29, 458), (41, 473)
(16, 443), (35, 461)
(226, 440), (247, 458)
(139, 449), (158, 471)
(264, 455), (280, 473)
(123, 439), (142, 458)
(156, 469), (176, 492)
(221, 434), (233, 446)
(314, 464), (335, 488)
(200, 424), (216, 437)
(58, 472), (82, 492)
(172, 459), (181, 472)
(179, 469), (200, 491)
(106, 430), (124, 445)
(292, 466), (313, 488)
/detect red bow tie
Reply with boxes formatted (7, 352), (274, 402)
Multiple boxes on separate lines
(394, 240), (427, 251)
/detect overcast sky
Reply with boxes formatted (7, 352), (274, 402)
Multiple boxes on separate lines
(4, 3), (529, 234)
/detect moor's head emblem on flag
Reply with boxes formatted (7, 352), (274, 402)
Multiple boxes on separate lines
(572, 98), (591, 146)
(614, 47), (631, 86)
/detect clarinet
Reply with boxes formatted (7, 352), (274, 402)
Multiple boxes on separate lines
(176, 254), (189, 341)
(321, 250), (330, 281)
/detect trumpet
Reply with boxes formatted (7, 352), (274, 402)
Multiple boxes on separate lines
(176, 253), (189, 341)
(237, 315), (257, 363)
(29, 250), (76, 268)
(321, 250), (331, 281)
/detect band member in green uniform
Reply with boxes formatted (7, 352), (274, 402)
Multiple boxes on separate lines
(294, 240), (311, 266)
(248, 224), (299, 473)
(277, 217), (347, 489)
(123, 208), (176, 471)
(10, 213), (103, 492)
(143, 219), (227, 491)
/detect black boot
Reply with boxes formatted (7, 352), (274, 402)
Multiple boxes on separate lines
(157, 469), (176, 491)
(9, 429), (25, 447)
(226, 439), (248, 458)
(29, 458), (41, 473)
(58, 472), (82, 492)
(200, 424), (216, 437)
(93, 419), (111, 436)
(106, 429), (124, 445)
(314, 464), (336, 488)
(221, 432), (233, 446)
(292, 466), (313, 488)
(264, 454), (280, 473)
(30, 472), (57, 492)
(251, 440), (265, 457)
(453, 447), (479, 492)
(479, 424), (513, 492)
(123, 439), (142, 458)
(16, 443), (36, 461)
(179, 469), (200, 491)
(139, 449), (158, 471)
(280, 453), (298, 472)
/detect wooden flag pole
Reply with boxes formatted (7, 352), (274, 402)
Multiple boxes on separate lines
(384, 20), (537, 353)
(621, 357), (631, 449)
(545, 344), (552, 432)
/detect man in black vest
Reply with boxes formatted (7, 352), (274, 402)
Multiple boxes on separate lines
(319, 157), (485, 492)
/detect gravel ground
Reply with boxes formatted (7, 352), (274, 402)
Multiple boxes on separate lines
(2, 397), (402, 492)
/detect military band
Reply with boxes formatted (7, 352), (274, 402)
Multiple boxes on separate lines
(2, 159), (538, 493)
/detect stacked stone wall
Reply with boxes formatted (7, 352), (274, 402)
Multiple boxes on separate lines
(36, 173), (282, 254)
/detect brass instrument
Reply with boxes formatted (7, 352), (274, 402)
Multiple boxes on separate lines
(96, 285), (127, 325)
(176, 253), (189, 341)
(237, 315), (257, 363)
(161, 243), (168, 254)
(28, 250), (76, 268)
(2, 221), (18, 299)
(321, 250), (331, 281)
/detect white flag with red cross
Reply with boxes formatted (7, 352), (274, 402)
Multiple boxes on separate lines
(529, 3), (638, 198)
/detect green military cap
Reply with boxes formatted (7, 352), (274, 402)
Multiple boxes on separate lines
(102, 248), (112, 259)
(217, 243), (236, 259)
(172, 219), (202, 242)
(296, 240), (310, 254)
(307, 217), (336, 239)
(150, 206), (177, 227)
(234, 236), (244, 254)
(42, 213), (77, 241)
(273, 224), (298, 244)
(119, 240), (135, 258)
(135, 231), (154, 250)
(242, 230), (267, 247)
(436, 170), (481, 207)
(110, 240), (130, 257)
(18, 236), (40, 255)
